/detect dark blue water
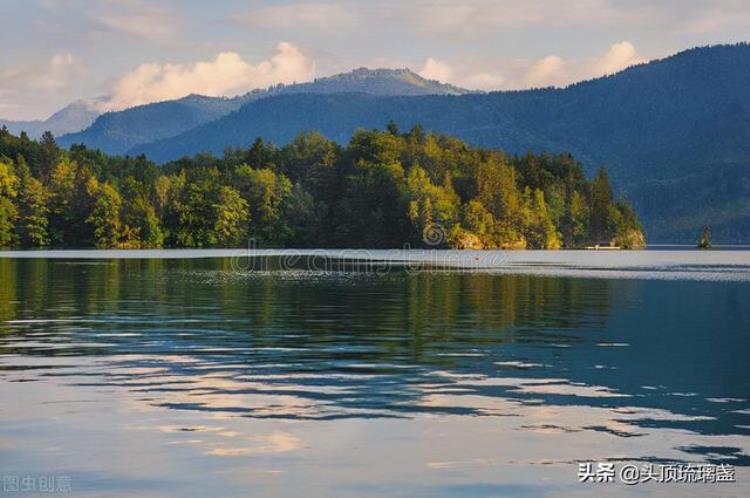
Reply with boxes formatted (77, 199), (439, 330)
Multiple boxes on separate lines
(0, 255), (748, 497)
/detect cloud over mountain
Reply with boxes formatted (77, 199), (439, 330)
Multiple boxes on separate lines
(102, 43), (315, 111)
(420, 41), (646, 90)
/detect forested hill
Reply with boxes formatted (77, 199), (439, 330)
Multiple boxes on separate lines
(57, 68), (470, 155)
(0, 127), (643, 250)
(130, 44), (750, 243)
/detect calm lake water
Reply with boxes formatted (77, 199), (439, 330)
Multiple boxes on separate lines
(0, 250), (749, 497)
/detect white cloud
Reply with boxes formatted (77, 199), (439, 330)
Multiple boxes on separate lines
(418, 57), (505, 91)
(420, 57), (506, 91)
(520, 41), (646, 88)
(417, 41), (646, 91)
(525, 55), (566, 88)
(231, 3), (358, 32)
(103, 43), (316, 111)
(419, 58), (453, 82)
(592, 41), (645, 76)
(460, 72), (506, 90)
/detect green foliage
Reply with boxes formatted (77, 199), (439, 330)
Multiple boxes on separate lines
(16, 158), (50, 248)
(335, 160), (407, 248)
(565, 190), (589, 247)
(235, 166), (291, 246)
(174, 178), (220, 248)
(86, 179), (122, 249)
(213, 186), (249, 247)
(404, 166), (459, 246)
(0, 159), (19, 248)
(0, 126), (644, 249)
(589, 166), (614, 242)
(523, 188), (561, 249)
(122, 197), (164, 248)
(284, 183), (324, 247)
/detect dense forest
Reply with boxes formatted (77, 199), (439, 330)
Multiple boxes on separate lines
(0, 125), (643, 250)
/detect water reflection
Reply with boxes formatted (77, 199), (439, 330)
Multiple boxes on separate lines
(0, 257), (748, 496)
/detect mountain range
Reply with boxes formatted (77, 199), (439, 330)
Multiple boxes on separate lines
(8, 44), (749, 243)
(0, 100), (100, 139)
(57, 68), (469, 155)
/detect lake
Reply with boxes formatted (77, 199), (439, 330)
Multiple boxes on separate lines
(0, 250), (748, 497)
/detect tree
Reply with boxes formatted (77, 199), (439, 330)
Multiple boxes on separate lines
(475, 158), (521, 223)
(0, 160), (19, 248)
(335, 162), (408, 248)
(122, 197), (164, 248)
(473, 158), (525, 247)
(284, 183), (324, 247)
(174, 179), (218, 248)
(461, 200), (495, 245)
(33, 131), (61, 182)
(47, 158), (78, 246)
(589, 166), (614, 242)
(235, 166), (291, 246)
(404, 165), (459, 246)
(245, 137), (277, 170)
(279, 131), (337, 185)
(15, 157), (50, 248)
(86, 179), (122, 249)
(610, 200), (645, 249)
(523, 188), (561, 249)
(213, 186), (249, 247)
(565, 190), (588, 247)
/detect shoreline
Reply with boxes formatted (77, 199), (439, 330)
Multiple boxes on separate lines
(0, 248), (748, 283)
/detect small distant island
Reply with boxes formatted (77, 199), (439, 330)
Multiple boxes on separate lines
(0, 125), (644, 250)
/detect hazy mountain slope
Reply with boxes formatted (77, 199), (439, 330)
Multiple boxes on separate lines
(58, 68), (470, 155)
(1, 100), (100, 139)
(58, 95), (240, 155)
(132, 44), (750, 242)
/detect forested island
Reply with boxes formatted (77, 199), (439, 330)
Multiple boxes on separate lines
(0, 125), (644, 250)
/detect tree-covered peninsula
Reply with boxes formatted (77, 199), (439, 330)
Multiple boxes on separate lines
(0, 125), (644, 250)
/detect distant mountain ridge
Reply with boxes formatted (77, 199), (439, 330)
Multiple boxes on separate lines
(1, 100), (101, 139)
(289, 67), (470, 96)
(58, 68), (470, 154)
(127, 44), (750, 243)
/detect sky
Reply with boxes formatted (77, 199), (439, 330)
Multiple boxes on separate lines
(0, 0), (748, 120)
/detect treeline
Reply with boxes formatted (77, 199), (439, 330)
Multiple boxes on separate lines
(0, 125), (644, 250)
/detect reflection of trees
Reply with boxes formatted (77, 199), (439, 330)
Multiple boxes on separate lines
(0, 259), (15, 323)
(1, 257), (613, 358)
(230, 271), (612, 362)
(0, 257), (614, 418)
